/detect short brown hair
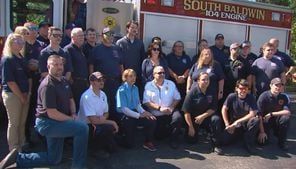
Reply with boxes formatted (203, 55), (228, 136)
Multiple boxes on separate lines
(236, 79), (249, 88)
(48, 26), (62, 36)
(261, 42), (274, 50)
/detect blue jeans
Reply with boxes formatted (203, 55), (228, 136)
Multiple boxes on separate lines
(17, 117), (89, 169)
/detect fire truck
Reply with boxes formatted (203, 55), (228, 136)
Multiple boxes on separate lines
(0, 0), (293, 57)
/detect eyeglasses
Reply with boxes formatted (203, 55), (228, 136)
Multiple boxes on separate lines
(27, 26), (38, 31)
(22, 32), (30, 36)
(152, 48), (160, 52)
(156, 72), (165, 75)
(52, 34), (63, 38)
(13, 39), (25, 46)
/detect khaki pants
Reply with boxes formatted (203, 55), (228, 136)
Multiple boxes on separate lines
(2, 91), (30, 151)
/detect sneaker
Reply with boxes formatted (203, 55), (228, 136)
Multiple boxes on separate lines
(213, 146), (224, 155)
(143, 142), (157, 152)
(0, 148), (18, 169)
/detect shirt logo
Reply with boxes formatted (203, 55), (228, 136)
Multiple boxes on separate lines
(278, 99), (284, 105)
(182, 58), (187, 64)
(207, 95), (212, 103)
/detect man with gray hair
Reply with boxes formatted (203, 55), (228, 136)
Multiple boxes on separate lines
(143, 66), (182, 150)
(64, 27), (88, 110)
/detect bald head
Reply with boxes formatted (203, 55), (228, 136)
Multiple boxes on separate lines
(269, 38), (279, 49)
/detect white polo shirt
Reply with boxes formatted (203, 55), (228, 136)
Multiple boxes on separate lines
(143, 79), (181, 116)
(78, 88), (108, 124)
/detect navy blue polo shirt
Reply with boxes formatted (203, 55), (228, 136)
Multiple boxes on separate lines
(39, 45), (73, 74)
(189, 61), (224, 93)
(274, 50), (295, 68)
(24, 40), (44, 60)
(182, 86), (217, 116)
(89, 44), (123, 78)
(116, 36), (146, 75)
(37, 35), (50, 47)
(64, 43), (88, 79)
(257, 90), (290, 117)
(223, 93), (257, 121)
(210, 45), (230, 72)
(141, 57), (169, 85)
(82, 42), (96, 60)
(36, 75), (73, 118)
(165, 52), (191, 76)
(251, 57), (285, 93)
(1, 55), (29, 93)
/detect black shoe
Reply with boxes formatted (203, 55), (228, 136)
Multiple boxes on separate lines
(278, 142), (288, 151)
(244, 144), (257, 155)
(213, 146), (224, 155)
(0, 148), (18, 169)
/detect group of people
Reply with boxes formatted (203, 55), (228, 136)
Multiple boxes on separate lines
(0, 19), (295, 169)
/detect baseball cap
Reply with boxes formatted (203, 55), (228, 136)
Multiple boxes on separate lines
(65, 22), (76, 30)
(39, 21), (51, 28)
(215, 33), (224, 40)
(230, 43), (240, 50)
(241, 40), (251, 48)
(270, 78), (283, 85)
(89, 72), (104, 81)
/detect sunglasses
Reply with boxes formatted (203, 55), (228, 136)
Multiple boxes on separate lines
(27, 26), (38, 31)
(238, 87), (248, 91)
(152, 48), (160, 51)
(156, 72), (165, 75)
(23, 32), (30, 36)
(274, 83), (283, 87)
(52, 34), (63, 38)
(103, 32), (114, 37)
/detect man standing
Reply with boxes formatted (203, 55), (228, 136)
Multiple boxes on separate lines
(221, 79), (259, 154)
(210, 33), (230, 72)
(269, 38), (295, 78)
(39, 27), (72, 81)
(116, 20), (146, 87)
(64, 27), (88, 110)
(78, 72), (118, 156)
(182, 72), (223, 155)
(240, 40), (257, 67)
(37, 21), (51, 47)
(0, 55), (88, 169)
(89, 27), (123, 120)
(252, 42), (285, 96)
(257, 78), (291, 150)
(82, 28), (97, 60)
(143, 66), (182, 149)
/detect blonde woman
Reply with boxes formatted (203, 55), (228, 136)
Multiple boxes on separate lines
(1, 33), (31, 152)
(187, 48), (224, 100)
(116, 69), (156, 150)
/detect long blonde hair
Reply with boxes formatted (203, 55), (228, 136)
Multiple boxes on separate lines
(14, 26), (29, 36)
(2, 33), (24, 58)
(197, 48), (214, 69)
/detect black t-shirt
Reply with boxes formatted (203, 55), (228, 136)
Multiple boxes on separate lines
(257, 90), (290, 116)
(223, 93), (257, 122)
(182, 86), (217, 116)
(36, 75), (73, 118)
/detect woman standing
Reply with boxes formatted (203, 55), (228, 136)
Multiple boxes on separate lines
(1, 33), (30, 152)
(187, 48), (224, 100)
(141, 42), (169, 85)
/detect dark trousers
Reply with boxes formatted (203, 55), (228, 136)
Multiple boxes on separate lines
(221, 117), (259, 146)
(25, 74), (40, 142)
(103, 77), (121, 120)
(262, 115), (290, 144)
(186, 114), (222, 146)
(71, 79), (89, 111)
(118, 114), (156, 147)
(88, 123), (116, 152)
(154, 111), (182, 140)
